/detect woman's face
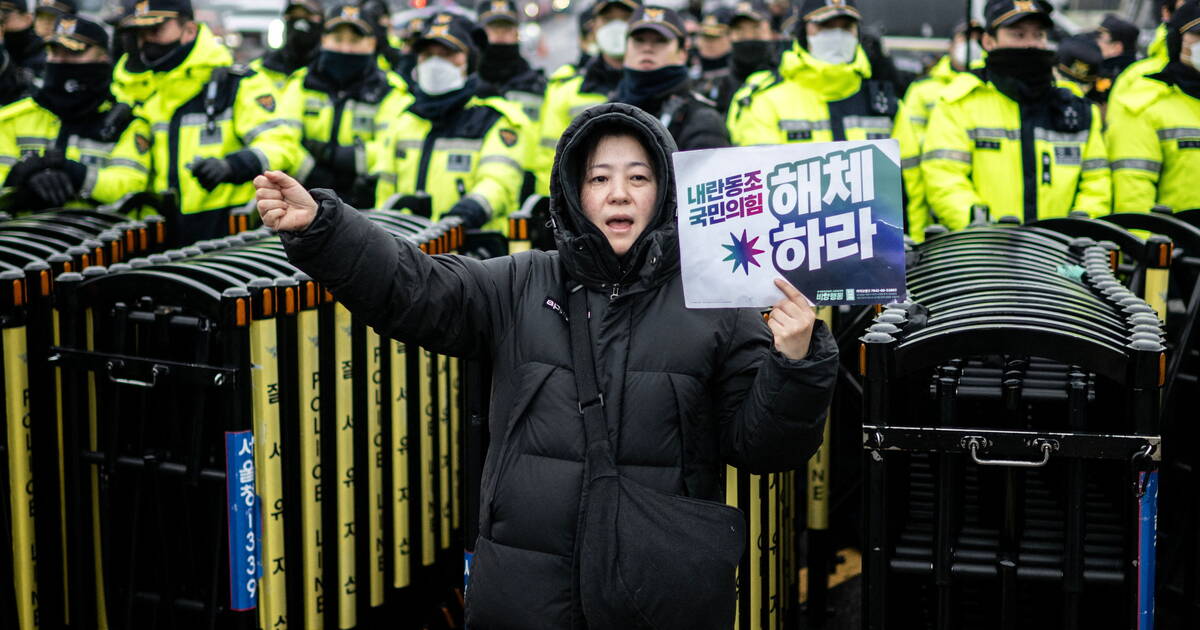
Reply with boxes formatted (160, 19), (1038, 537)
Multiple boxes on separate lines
(580, 134), (657, 257)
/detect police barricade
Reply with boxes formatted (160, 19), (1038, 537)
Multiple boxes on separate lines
(859, 225), (1165, 629)
(0, 209), (169, 630)
(40, 209), (482, 630)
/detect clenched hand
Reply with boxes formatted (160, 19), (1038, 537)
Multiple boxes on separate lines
(254, 170), (319, 232)
(768, 278), (816, 360)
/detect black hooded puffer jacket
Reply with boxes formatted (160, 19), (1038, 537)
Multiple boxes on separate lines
(280, 102), (838, 629)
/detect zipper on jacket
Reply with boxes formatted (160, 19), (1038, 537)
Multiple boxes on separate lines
(1018, 103), (1038, 224)
(328, 92), (349, 149)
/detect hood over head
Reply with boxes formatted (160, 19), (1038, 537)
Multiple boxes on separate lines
(550, 102), (680, 293)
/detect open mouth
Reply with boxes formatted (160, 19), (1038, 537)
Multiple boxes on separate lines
(606, 215), (635, 232)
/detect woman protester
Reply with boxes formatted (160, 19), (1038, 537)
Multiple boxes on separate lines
(254, 102), (837, 628)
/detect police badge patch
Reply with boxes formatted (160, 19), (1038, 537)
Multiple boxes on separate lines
(135, 133), (151, 154)
(256, 94), (276, 113)
(499, 128), (519, 147)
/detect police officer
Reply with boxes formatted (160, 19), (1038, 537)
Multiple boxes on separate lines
(535, 0), (640, 195)
(475, 0), (545, 200)
(0, 14), (149, 209)
(122, 0), (305, 242)
(576, 7), (595, 67)
(369, 12), (528, 230)
(1096, 13), (1140, 79)
(362, 0), (405, 76)
(251, 0), (323, 90)
(691, 7), (733, 110)
(112, 0), (155, 105)
(1110, 0), (1186, 101)
(285, 1), (409, 207)
(728, 0), (897, 147)
(476, 0), (545, 129)
(1107, 0), (1200, 213)
(1, 0), (45, 73)
(1056, 34), (1105, 105)
(921, 0), (1111, 230)
(894, 20), (983, 239)
(32, 0), (73, 38)
(614, 5), (728, 148)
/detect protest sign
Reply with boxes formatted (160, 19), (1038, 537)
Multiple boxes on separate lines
(673, 140), (907, 308)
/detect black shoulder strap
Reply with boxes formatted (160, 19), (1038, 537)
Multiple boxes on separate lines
(566, 282), (615, 471)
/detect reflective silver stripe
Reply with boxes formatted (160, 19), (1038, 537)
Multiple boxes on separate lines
(354, 143), (367, 177)
(465, 192), (494, 222)
(843, 115), (893, 131)
(305, 97), (325, 110)
(75, 137), (115, 153)
(80, 164), (99, 199)
(378, 172), (397, 185)
(923, 149), (971, 163)
(395, 139), (424, 151)
(568, 104), (596, 118)
(295, 153), (316, 183)
(151, 122), (170, 134)
(434, 138), (483, 152)
(16, 136), (50, 146)
(479, 155), (523, 172)
(1035, 128), (1089, 143)
(1080, 158), (1109, 171)
(244, 119), (300, 144)
(540, 137), (558, 149)
(107, 158), (148, 172)
(966, 127), (1019, 140)
(249, 147), (270, 172)
(1111, 158), (1161, 173)
(1157, 127), (1200, 140)
(180, 111), (234, 128)
(779, 119), (832, 132)
(900, 156), (922, 170)
(504, 91), (543, 107)
(908, 116), (928, 126)
(0, 156), (17, 166)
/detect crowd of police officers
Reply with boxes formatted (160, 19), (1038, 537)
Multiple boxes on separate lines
(0, 0), (1195, 246)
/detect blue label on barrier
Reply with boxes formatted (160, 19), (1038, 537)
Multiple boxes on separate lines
(226, 431), (261, 611)
(464, 550), (474, 593)
(1137, 470), (1158, 630)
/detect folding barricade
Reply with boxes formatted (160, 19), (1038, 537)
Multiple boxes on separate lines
(39, 209), (482, 630)
(0, 210), (168, 630)
(860, 225), (1166, 630)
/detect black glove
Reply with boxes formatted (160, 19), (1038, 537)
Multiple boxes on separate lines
(5, 154), (46, 187)
(28, 168), (77, 208)
(302, 139), (332, 162)
(99, 103), (135, 143)
(191, 158), (234, 191)
(444, 197), (489, 229)
(350, 174), (379, 208)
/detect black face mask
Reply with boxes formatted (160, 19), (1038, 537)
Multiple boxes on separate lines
(315, 50), (373, 85)
(699, 51), (730, 72)
(479, 43), (528, 85)
(36, 62), (113, 118)
(986, 47), (1056, 102)
(732, 40), (773, 79)
(140, 38), (192, 72)
(4, 25), (36, 55)
(285, 18), (322, 59)
(616, 64), (690, 109)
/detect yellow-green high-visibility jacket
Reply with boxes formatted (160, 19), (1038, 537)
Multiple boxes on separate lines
(249, 57), (293, 92)
(137, 25), (305, 231)
(1107, 71), (1200, 213)
(283, 65), (411, 197)
(0, 96), (151, 207)
(369, 95), (530, 233)
(894, 55), (960, 240)
(727, 42), (898, 147)
(1109, 24), (1167, 105)
(921, 72), (1112, 230)
(533, 60), (618, 195)
(112, 54), (155, 106)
